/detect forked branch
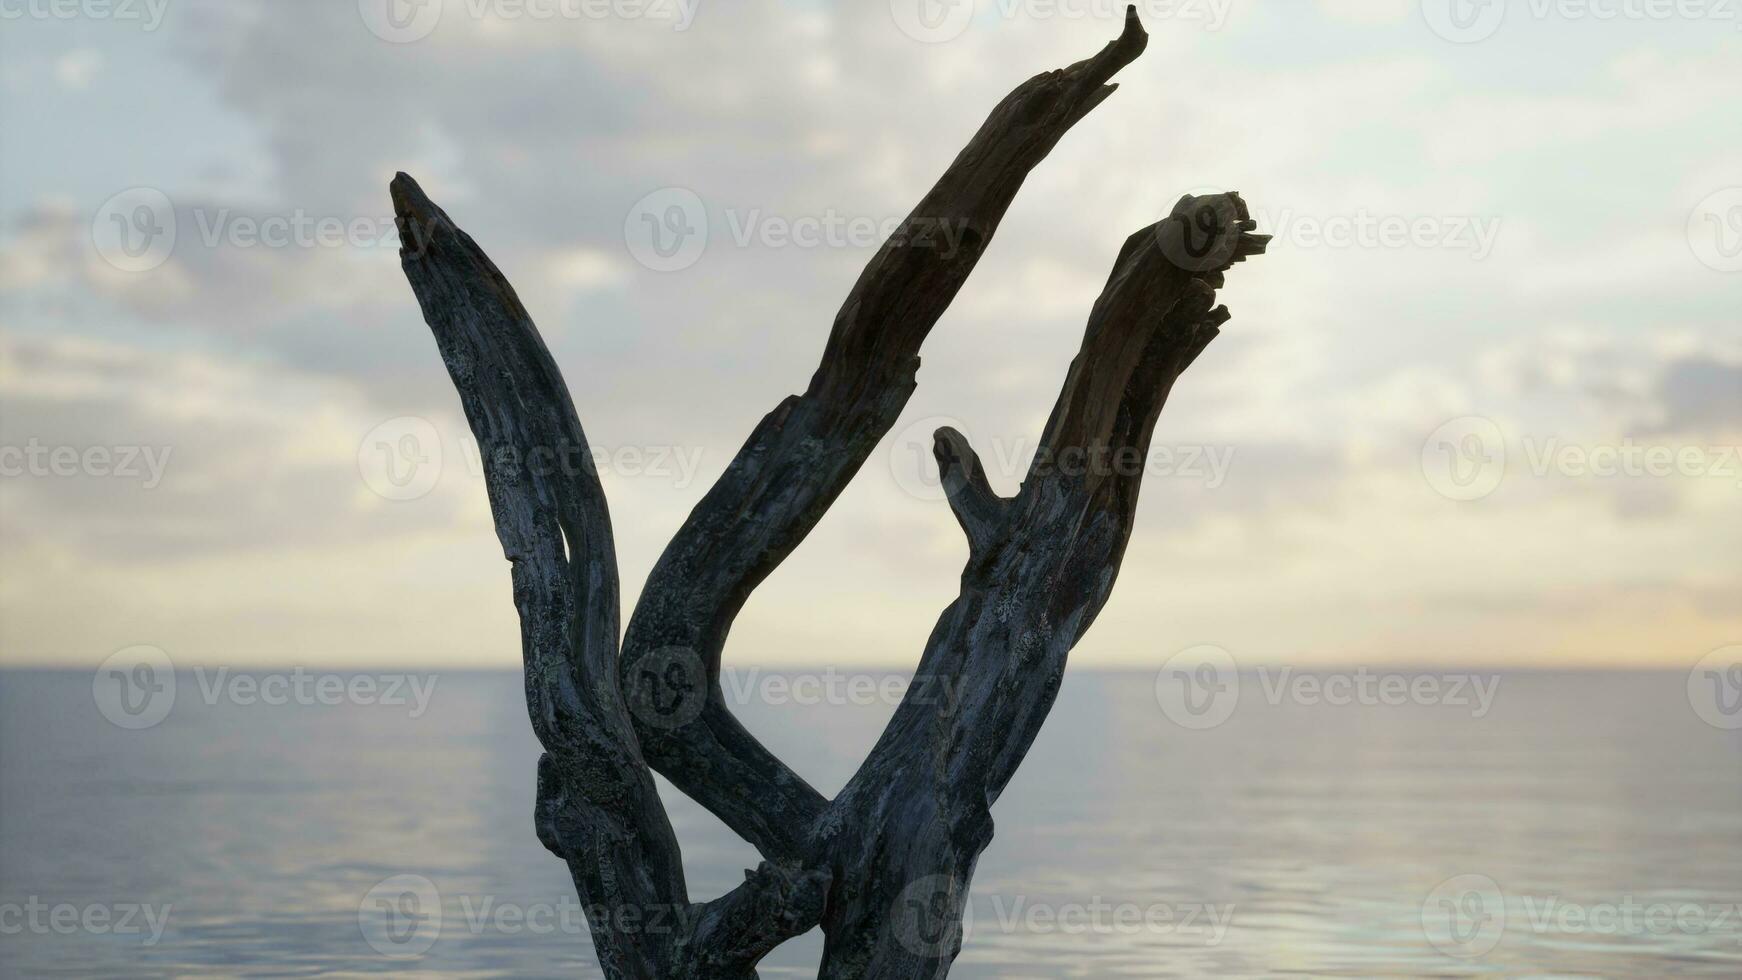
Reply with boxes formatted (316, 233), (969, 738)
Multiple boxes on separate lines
(394, 175), (827, 978)
(392, 7), (1264, 977)
(812, 192), (1265, 977)
(619, 3), (1152, 866)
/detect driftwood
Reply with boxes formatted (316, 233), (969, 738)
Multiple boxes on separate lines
(390, 7), (1264, 977)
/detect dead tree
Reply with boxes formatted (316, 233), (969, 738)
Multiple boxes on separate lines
(390, 8), (1264, 977)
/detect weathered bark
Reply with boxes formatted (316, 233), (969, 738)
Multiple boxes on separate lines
(392, 176), (827, 979)
(390, 7), (1264, 977)
(616, 5), (1150, 865)
(813, 192), (1264, 977)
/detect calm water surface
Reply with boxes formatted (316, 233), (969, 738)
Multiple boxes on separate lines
(2, 669), (1739, 977)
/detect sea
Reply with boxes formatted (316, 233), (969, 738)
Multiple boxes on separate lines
(2, 668), (1739, 977)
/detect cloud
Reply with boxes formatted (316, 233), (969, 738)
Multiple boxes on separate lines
(2, 0), (1738, 666)
(53, 48), (104, 89)
(1313, 0), (1413, 25)
(1646, 356), (1742, 436)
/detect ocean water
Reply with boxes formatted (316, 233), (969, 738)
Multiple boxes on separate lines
(2, 668), (1739, 977)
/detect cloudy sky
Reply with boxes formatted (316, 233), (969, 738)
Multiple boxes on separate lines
(1, 0), (1737, 671)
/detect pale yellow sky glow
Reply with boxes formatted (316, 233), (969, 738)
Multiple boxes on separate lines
(1, 0), (1737, 670)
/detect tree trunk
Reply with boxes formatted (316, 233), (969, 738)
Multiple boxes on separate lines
(389, 7), (1264, 977)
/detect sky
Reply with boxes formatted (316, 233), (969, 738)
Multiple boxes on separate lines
(0, 0), (1737, 670)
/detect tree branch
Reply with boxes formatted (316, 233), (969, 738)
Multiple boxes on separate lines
(817, 192), (1266, 978)
(1024, 192), (1267, 517)
(392, 10), (1268, 977)
(673, 861), (832, 978)
(620, 3), (1152, 865)
(932, 426), (1006, 558)
(394, 173), (825, 979)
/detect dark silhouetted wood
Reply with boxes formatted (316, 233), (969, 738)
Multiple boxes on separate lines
(391, 7), (1264, 977)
